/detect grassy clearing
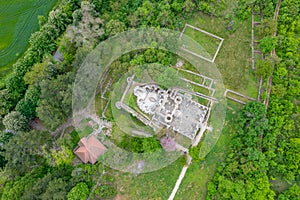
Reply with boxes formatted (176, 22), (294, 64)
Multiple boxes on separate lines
(0, 0), (58, 79)
(226, 91), (254, 103)
(184, 13), (257, 99)
(115, 157), (185, 200)
(174, 109), (236, 200)
(183, 25), (222, 59)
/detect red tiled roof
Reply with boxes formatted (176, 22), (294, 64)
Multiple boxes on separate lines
(74, 135), (107, 164)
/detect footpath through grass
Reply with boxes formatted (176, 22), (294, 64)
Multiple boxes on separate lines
(0, 0), (58, 79)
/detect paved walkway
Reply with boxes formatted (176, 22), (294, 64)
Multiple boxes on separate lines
(168, 156), (192, 200)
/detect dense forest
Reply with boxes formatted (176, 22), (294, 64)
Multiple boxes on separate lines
(0, 0), (299, 199)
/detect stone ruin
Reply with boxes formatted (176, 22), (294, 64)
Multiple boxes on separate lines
(134, 84), (208, 140)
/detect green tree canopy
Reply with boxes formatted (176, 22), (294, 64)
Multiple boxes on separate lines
(67, 182), (90, 200)
(3, 111), (29, 132)
(258, 18), (277, 37)
(3, 130), (52, 175)
(15, 99), (36, 120)
(278, 184), (300, 200)
(156, 67), (182, 89)
(37, 72), (73, 130)
(260, 37), (278, 54)
(255, 60), (274, 79)
(105, 19), (126, 37)
(0, 131), (13, 168)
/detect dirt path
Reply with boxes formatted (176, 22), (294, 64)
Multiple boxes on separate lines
(50, 118), (72, 137)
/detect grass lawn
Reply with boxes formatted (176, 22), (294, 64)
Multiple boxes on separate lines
(174, 108), (237, 200)
(183, 25), (223, 60)
(0, 0), (58, 79)
(184, 12), (258, 99)
(115, 157), (186, 200)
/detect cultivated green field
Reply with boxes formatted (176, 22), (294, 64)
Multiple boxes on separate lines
(0, 0), (58, 78)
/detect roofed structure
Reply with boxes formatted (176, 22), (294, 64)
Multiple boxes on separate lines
(74, 134), (107, 164)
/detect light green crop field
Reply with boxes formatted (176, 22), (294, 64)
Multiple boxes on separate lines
(0, 0), (58, 78)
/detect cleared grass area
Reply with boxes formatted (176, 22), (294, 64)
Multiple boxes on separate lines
(115, 157), (186, 200)
(185, 13), (257, 99)
(183, 25), (223, 60)
(0, 0), (58, 78)
(174, 109), (236, 200)
(226, 91), (254, 104)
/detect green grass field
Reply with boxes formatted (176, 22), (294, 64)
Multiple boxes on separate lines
(183, 25), (222, 60)
(115, 157), (185, 199)
(174, 109), (237, 200)
(0, 0), (58, 78)
(183, 13), (257, 99)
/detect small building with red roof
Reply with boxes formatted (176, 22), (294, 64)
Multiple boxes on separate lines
(74, 134), (107, 164)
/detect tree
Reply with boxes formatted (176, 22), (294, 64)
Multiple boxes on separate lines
(105, 19), (126, 36)
(3, 130), (52, 175)
(278, 184), (300, 200)
(22, 166), (74, 199)
(15, 99), (36, 120)
(271, 84), (287, 98)
(255, 60), (274, 79)
(190, 145), (201, 162)
(93, 184), (117, 199)
(282, 138), (300, 183)
(171, 1), (183, 12)
(3, 111), (29, 132)
(160, 136), (176, 152)
(0, 89), (15, 117)
(67, 182), (90, 200)
(142, 137), (161, 153)
(46, 145), (74, 167)
(0, 131), (13, 168)
(156, 67), (182, 89)
(5, 72), (26, 101)
(41, 178), (68, 200)
(1, 173), (36, 200)
(25, 86), (40, 105)
(23, 60), (48, 86)
(260, 36), (278, 54)
(258, 18), (277, 37)
(38, 15), (47, 28)
(66, 1), (104, 48)
(37, 73), (73, 130)
(183, 0), (195, 13)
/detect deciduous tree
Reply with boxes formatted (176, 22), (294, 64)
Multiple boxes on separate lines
(3, 111), (29, 132)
